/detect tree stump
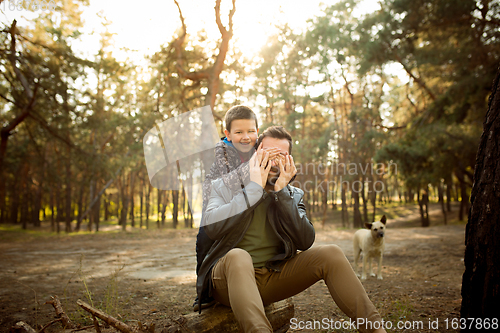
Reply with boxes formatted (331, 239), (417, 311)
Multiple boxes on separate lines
(162, 299), (294, 333)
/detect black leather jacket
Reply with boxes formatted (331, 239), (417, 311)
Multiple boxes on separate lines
(196, 179), (315, 312)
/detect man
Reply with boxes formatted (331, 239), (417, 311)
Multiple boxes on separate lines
(196, 126), (386, 333)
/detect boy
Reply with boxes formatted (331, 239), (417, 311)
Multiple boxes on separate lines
(195, 105), (275, 310)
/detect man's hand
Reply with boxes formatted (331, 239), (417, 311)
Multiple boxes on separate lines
(249, 143), (272, 188)
(274, 154), (297, 192)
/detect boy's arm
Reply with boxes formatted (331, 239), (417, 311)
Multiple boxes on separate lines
(221, 161), (250, 193)
(203, 179), (264, 240)
(202, 146), (250, 212)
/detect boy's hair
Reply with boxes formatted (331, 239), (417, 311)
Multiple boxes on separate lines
(225, 105), (259, 132)
(256, 126), (293, 154)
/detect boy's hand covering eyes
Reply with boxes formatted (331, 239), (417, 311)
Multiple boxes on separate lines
(249, 143), (272, 188)
(274, 154), (297, 192)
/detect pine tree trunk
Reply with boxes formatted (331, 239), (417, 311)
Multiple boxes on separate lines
(55, 181), (61, 234)
(120, 174), (129, 231)
(94, 188), (101, 232)
(139, 179), (144, 228)
(352, 188), (362, 229)
(438, 182), (447, 225)
(161, 191), (168, 227)
(129, 171), (135, 228)
(65, 148), (72, 233)
(418, 189), (430, 227)
(172, 190), (179, 229)
(361, 178), (368, 223)
(461, 67), (500, 324)
(341, 182), (348, 227)
(104, 196), (110, 221)
(445, 176), (452, 212)
(145, 183), (151, 229)
(371, 175), (377, 222)
(76, 184), (84, 232)
(88, 179), (95, 232)
(50, 187), (55, 232)
(33, 183), (42, 227)
(157, 188), (161, 229)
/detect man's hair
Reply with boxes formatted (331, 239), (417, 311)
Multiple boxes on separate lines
(256, 126), (293, 154)
(225, 105), (259, 132)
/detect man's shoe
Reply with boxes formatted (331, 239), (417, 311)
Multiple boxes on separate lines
(193, 296), (216, 312)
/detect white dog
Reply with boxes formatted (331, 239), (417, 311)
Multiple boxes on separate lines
(353, 215), (387, 280)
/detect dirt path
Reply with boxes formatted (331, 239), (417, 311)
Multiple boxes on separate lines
(0, 219), (465, 333)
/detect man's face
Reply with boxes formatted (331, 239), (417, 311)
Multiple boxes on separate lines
(261, 136), (290, 184)
(224, 119), (259, 153)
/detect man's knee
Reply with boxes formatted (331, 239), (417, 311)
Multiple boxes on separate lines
(315, 244), (348, 265)
(225, 248), (253, 270)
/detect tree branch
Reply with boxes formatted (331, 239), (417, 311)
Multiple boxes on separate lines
(9, 20), (34, 101)
(77, 299), (137, 333)
(28, 110), (87, 155)
(212, 0), (236, 85)
(172, 0), (210, 81)
(0, 82), (37, 139)
(392, 51), (436, 101)
(45, 295), (76, 329)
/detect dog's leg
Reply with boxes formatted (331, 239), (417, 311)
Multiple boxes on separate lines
(361, 254), (368, 280)
(369, 256), (376, 277)
(354, 248), (361, 278)
(377, 254), (383, 280)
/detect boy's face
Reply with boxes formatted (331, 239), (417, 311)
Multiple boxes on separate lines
(224, 119), (258, 153)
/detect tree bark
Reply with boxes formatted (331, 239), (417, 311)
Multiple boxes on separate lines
(445, 175), (452, 212)
(145, 182), (151, 229)
(157, 188), (161, 228)
(65, 147), (72, 233)
(139, 177), (144, 228)
(352, 189), (362, 228)
(120, 173), (129, 231)
(438, 182), (447, 225)
(172, 190), (179, 229)
(129, 171), (135, 227)
(341, 182), (348, 227)
(461, 67), (500, 324)
(361, 178), (368, 223)
(418, 189), (430, 227)
(76, 184), (85, 232)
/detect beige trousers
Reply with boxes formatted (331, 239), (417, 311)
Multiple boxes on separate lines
(211, 245), (382, 333)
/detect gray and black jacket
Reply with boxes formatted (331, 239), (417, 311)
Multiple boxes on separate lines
(195, 178), (315, 312)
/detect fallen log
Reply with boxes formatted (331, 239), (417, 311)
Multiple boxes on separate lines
(162, 298), (294, 333)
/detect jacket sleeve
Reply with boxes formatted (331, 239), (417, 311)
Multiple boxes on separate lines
(274, 186), (315, 251)
(203, 179), (264, 240)
(201, 146), (250, 213)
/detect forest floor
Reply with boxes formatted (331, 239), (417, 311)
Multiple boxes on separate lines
(0, 202), (465, 333)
